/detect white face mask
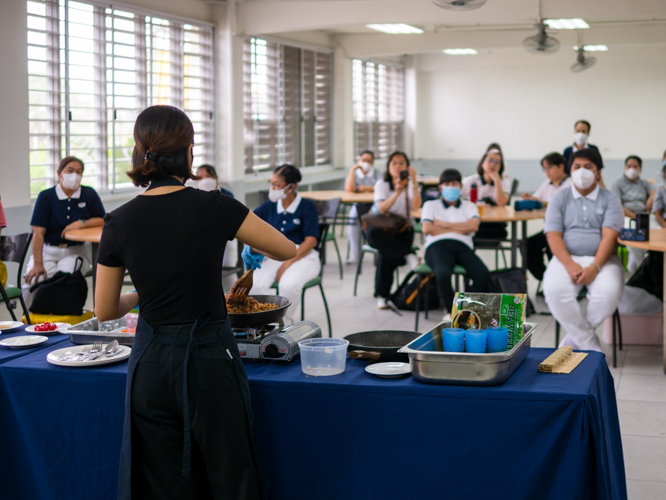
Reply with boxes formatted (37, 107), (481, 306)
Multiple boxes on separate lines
(359, 162), (372, 174)
(61, 172), (82, 191)
(197, 177), (218, 192)
(573, 132), (588, 146)
(571, 168), (596, 190)
(268, 185), (291, 203)
(624, 168), (640, 181)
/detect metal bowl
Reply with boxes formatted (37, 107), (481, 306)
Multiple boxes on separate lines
(227, 295), (291, 328)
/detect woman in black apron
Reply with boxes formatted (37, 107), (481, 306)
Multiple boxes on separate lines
(94, 105), (296, 499)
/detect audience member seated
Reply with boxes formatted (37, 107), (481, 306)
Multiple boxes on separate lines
(250, 164), (320, 324)
(656, 149), (666, 188)
(522, 152), (572, 281)
(344, 150), (381, 264)
(23, 156), (105, 307)
(543, 148), (624, 352)
(461, 143), (510, 241)
(563, 119), (604, 187)
(422, 169), (490, 320)
(652, 167), (666, 228)
(367, 151), (422, 309)
(0, 195), (6, 287)
(611, 155), (655, 272)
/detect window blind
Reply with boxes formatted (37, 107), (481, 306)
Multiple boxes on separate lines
(26, 0), (215, 196)
(243, 37), (332, 173)
(352, 59), (405, 160)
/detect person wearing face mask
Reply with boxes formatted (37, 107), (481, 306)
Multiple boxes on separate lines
(23, 156), (105, 307)
(196, 164), (234, 198)
(344, 150), (381, 264)
(563, 120), (604, 188)
(521, 152), (572, 281)
(250, 164), (320, 325)
(368, 151), (422, 309)
(543, 148), (624, 352)
(611, 155), (655, 273)
(422, 169), (489, 319)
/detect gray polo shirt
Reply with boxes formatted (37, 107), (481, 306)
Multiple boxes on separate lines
(652, 187), (666, 213)
(610, 176), (654, 214)
(544, 184), (624, 257)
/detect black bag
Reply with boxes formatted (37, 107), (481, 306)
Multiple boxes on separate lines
(626, 250), (663, 301)
(361, 212), (411, 236)
(487, 267), (534, 317)
(390, 270), (440, 311)
(29, 257), (88, 315)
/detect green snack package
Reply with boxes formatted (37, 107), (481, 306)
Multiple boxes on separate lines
(450, 292), (526, 350)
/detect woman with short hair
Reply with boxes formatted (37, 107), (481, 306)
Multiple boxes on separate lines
(94, 105), (296, 499)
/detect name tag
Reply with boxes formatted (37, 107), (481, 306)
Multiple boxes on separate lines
(293, 218), (301, 225)
(78, 202), (87, 208)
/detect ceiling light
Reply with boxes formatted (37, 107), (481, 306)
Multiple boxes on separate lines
(573, 45), (608, 52)
(366, 24), (424, 34)
(544, 19), (589, 30)
(443, 48), (478, 55)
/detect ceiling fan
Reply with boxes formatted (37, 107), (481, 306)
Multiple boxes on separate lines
(571, 47), (597, 72)
(431, 0), (488, 11)
(522, 20), (560, 54)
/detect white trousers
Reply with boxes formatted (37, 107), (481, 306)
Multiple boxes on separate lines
(346, 205), (362, 262)
(543, 255), (624, 350)
(222, 240), (239, 292)
(250, 246), (321, 324)
(22, 244), (92, 308)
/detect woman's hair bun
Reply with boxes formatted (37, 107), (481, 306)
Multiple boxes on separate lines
(274, 164), (301, 185)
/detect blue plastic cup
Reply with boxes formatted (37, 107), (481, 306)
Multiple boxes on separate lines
(464, 329), (487, 353)
(487, 326), (509, 353)
(443, 328), (465, 352)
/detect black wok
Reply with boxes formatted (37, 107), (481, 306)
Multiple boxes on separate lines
(227, 295), (291, 329)
(344, 330), (421, 363)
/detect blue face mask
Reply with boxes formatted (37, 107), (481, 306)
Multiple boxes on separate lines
(441, 186), (461, 202)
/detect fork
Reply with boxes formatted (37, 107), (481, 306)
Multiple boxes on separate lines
(81, 342), (103, 361)
(60, 345), (92, 361)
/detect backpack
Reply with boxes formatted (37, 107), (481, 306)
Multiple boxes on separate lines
(29, 257), (88, 316)
(487, 267), (534, 317)
(391, 270), (440, 311)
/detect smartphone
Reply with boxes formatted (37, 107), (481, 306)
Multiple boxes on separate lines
(399, 170), (409, 181)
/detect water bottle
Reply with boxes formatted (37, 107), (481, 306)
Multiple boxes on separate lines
(469, 182), (478, 203)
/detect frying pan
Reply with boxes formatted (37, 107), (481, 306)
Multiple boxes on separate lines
(227, 295), (291, 329)
(344, 330), (421, 363)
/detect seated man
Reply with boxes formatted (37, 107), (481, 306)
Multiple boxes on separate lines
(521, 152), (572, 281)
(543, 149), (624, 352)
(422, 169), (490, 320)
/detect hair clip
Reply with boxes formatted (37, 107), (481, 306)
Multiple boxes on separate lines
(144, 150), (156, 161)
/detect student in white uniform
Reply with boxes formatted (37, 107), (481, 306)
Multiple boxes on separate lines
(521, 152), (572, 281)
(422, 169), (489, 318)
(250, 165), (321, 324)
(611, 155), (655, 273)
(461, 143), (511, 241)
(344, 150), (382, 264)
(543, 148), (624, 352)
(23, 156), (105, 307)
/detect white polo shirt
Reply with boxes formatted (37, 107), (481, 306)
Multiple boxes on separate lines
(420, 198), (480, 250)
(533, 176), (572, 203)
(461, 173), (510, 204)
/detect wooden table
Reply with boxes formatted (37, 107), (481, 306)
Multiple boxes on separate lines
(619, 228), (666, 373)
(412, 206), (546, 272)
(300, 190), (374, 204)
(416, 175), (440, 187)
(64, 227), (103, 301)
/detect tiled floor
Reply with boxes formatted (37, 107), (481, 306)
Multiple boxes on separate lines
(3, 231), (665, 498)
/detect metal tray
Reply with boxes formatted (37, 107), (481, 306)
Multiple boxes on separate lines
(397, 322), (536, 386)
(64, 317), (135, 346)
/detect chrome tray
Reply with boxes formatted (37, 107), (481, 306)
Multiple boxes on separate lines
(64, 317), (135, 346)
(397, 322), (536, 386)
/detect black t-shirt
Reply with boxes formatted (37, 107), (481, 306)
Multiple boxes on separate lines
(97, 188), (249, 325)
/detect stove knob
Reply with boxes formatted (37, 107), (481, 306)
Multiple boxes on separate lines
(263, 342), (283, 359)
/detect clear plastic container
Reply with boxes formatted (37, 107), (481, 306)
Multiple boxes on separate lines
(298, 338), (349, 376)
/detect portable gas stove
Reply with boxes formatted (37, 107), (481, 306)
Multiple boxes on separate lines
(233, 321), (321, 361)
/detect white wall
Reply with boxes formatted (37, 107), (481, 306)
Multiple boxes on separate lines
(413, 44), (666, 190)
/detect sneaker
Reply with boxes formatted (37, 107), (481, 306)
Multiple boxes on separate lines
(377, 298), (390, 309)
(405, 253), (420, 271)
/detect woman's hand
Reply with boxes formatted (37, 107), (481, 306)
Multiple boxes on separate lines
(61, 219), (84, 238)
(564, 261), (583, 283)
(394, 178), (408, 194)
(25, 263), (47, 285)
(489, 170), (502, 185)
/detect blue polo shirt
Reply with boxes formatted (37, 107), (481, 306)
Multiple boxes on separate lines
(254, 193), (319, 245)
(31, 184), (106, 245)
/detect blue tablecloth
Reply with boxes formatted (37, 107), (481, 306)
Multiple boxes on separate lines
(0, 326), (69, 364)
(0, 344), (627, 500)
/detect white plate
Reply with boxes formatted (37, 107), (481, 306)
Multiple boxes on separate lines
(365, 362), (411, 378)
(47, 344), (132, 367)
(24, 323), (71, 335)
(0, 321), (25, 332)
(0, 335), (48, 349)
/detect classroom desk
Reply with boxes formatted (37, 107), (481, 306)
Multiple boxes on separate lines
(412, 205), (546, 271)
(300, 190), (375, 204)
(64, 227), (103, 297)
(0, 345), (627, 500)
(416, 175), (440, 186)
(619, 228), (666, 373)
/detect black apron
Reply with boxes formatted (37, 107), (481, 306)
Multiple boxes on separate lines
(117, 177), (262, 499)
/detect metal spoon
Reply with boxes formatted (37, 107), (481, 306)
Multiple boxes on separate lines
(103, 340), (119, 356)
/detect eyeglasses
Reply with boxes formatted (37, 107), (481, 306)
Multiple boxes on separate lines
(485, 158), (501, 166)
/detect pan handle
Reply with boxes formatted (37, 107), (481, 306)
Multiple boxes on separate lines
(349, 350), (382, 362)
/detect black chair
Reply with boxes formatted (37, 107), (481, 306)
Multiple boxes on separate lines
(0, 233), (33, 324)
(555, 309), (622, 367)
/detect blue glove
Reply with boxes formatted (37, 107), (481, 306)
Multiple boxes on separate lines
(241, 245), (264, 270)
